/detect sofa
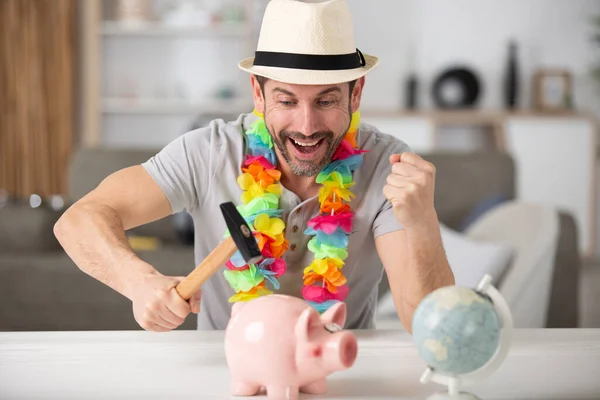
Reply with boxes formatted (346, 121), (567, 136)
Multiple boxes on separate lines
(0, 148), (581, 331)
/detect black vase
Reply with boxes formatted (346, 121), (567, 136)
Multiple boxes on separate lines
(504, 40), (519, 109)
(405, 73), (419, 110)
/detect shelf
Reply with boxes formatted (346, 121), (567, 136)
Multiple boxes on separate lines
(100, 21), (250, 37)
(361, 109), (588, 123)
(101, 97), (253, 115)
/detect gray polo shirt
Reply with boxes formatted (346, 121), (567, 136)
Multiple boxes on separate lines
(141, 112), (411, 330)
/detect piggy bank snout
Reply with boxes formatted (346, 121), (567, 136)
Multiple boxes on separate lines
(324, 331), (358, 372)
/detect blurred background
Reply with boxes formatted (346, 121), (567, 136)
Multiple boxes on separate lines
(0, 0), (599, 331)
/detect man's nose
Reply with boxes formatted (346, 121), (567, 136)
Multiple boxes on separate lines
(299, 106), (320, 137)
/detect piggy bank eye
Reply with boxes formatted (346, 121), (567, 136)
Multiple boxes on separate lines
(324, 323), (341, 333)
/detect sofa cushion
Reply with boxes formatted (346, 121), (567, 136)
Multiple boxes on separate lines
(0, 245), (197, 331)
(376, 223), (514, 320)
(439, 223), (514, 288)
(421, 152), (515, 230)
(0, 203), (62, 254)
(67, 147), (181, 244)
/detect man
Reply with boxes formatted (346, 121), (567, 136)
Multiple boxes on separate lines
(54, 0), (454, 333)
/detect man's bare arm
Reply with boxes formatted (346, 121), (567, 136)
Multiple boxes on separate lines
(375, 223), (454, 334)
(53, 165), (172, 300)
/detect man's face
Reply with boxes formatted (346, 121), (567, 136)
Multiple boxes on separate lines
(252, 77), (362, 177)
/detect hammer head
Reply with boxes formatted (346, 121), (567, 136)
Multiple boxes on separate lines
(220, 202), (263, 265)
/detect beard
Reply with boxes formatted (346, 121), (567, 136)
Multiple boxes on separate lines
(265, 117), (351, 178)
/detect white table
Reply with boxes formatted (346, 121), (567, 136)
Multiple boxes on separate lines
(1, 329), (599, 399)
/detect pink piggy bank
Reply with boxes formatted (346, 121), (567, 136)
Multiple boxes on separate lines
(224, 294), (358, 399)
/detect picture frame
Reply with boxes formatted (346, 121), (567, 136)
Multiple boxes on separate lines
(532, 69), (573, 112)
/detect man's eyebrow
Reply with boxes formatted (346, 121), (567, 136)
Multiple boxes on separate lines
(273, 87), (296, 96)
(317, 87), (342, 96)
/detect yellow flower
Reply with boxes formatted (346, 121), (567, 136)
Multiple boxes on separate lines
(254, 213), (285, 238)
(318, 180), (355, 203)
(240, 182), (264, 204)
(303, 258), (344, 276)
(228, 285), (272, 302)
(237, 173), (256, 190)
(349, 110), (360, 134)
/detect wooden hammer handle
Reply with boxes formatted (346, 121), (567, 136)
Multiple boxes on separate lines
(175, 236), (238, 300)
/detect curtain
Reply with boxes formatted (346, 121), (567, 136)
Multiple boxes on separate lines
(0, 0), (76, 199)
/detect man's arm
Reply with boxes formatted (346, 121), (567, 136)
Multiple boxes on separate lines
(54, 165), (202, 332)
(54, 165), (171, 298)
(376, 151), (455, 334)
(375, 218), (454, 334)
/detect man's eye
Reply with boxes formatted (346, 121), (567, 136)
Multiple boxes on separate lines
(279, 101), (295, 106)
(319, 100), (334, 107)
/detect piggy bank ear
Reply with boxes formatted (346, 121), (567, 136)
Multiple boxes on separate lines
(319, 301), (347, 328)
(295, 307), (321, 342)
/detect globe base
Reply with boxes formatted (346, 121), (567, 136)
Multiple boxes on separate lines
(426, 391), (480, 400)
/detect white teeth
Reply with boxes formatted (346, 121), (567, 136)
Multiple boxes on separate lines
(293, 139), (319, 147)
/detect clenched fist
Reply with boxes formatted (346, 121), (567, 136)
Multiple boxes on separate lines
(130, 273), (201, 332)
(383, 152), (436, 228)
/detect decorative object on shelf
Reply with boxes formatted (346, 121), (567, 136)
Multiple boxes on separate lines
(591, 15), (600, 88)
(161, 0), (212, 28)
(431, 66), (481, 109)
(413, 274), (513, 400)
(215, 84), (236, 100)
(503, 40), (520, 110)
(532, 68), (573, 112)
(220, 1), (246, 25)
(116, 0), (153, 28)
(224, 294), (358, 399)
(404, 45), (419, 110)
(404, 72), (419, 110)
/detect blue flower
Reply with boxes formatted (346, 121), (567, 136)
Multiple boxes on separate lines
(255, 259), (280, 290)
(307, 300), (340, 314)
(304, 226), (349, 248)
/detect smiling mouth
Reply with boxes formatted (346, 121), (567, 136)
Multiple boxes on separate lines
(289, 137), (325, 155)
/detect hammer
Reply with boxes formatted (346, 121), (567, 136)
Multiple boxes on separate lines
(175, 202), (262, 300)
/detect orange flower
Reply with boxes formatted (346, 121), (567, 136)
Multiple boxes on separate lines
(344, 129), (358, 149)
(303, 260), (347, 291)
(243, 162), (281, 189)
(320, 198), (351, 214)
(254, 232), (271, 252)
(270, 239), (289, 258)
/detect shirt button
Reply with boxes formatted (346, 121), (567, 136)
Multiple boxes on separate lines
(296, 208), (302, 214)
(292, 225), (299, 233)
(290, 244), (297, 251)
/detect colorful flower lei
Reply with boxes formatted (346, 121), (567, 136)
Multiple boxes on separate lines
(223, 109), (365, 313)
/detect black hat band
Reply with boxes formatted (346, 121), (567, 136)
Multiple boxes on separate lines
(253, 48), (366, 71)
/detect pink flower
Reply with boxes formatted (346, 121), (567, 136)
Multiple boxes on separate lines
(307, 212), (353, 234)
(302, 284), (349, 302)
(244, 155), (275, 170)
(269, 258), (287, 277)
(332, 140), (368, 161)
(225, 260), (250, 271)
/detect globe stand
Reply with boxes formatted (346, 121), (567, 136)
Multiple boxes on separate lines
(419, 275), (514, 400)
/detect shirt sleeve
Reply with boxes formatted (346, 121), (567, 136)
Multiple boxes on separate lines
(141, 126), (214, 215)
(371, 139), (413, 239)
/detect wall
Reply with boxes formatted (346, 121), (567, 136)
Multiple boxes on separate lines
(347, 0), (600, 118)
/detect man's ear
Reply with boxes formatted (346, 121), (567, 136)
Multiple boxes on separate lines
(350, 77), (365, 114)
(250, 75), (265, 113)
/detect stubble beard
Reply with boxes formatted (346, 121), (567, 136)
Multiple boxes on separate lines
(265, 113), (351, 178)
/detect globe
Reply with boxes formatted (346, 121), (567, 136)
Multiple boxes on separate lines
(412, 285), (502, 376)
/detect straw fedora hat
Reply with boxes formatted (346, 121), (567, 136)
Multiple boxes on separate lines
(238, 0), (379, 85)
